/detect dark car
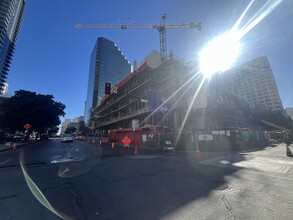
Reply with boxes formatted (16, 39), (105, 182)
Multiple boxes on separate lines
(14, 135), (25, 142)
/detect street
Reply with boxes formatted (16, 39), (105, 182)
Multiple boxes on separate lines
(0, 140), (293, 219)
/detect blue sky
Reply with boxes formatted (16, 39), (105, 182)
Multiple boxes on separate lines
(8, 0), (293, 121)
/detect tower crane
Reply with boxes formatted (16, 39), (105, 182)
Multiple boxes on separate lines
(75, 14), (201, 62)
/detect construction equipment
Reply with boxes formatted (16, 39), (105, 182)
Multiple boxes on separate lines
(75, 14), (201, 62)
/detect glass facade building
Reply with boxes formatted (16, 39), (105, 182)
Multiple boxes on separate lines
(85, 37), (131, 124)
(0, 0), (25, 94)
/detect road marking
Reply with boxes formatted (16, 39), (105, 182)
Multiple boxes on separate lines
(280, 165), (291, 174)
(0, 159), (12, 165)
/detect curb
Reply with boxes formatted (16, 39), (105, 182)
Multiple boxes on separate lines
(0, 143), (26, 153)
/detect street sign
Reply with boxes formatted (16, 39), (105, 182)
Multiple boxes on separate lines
(220, 130), (225, 135)
(198, 134), (213, 141)
(122, 136), (131, 147)
(23, 123), (31, 130)
(212, 130), (220, 135)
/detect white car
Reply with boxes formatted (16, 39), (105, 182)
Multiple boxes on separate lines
(61, 136), (74, 143)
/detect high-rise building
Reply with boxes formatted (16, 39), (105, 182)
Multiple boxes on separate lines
(1, 82), (8, 95)
(221, 57), (283, 111)
(0, 0), (25, 94)
(286, 108), (293, 120)
(60, 118), (71, 135)
(84, 37), (131, 124)
(73, 116), (84, 123)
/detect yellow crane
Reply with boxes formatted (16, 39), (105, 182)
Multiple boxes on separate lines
(75, 14), (201, 62)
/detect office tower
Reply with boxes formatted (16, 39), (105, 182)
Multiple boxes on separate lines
(286, 108), (293, 120)
(0, 0), (25, 94)
(221, 57), (283, 111)
(85, 37), (131, 124)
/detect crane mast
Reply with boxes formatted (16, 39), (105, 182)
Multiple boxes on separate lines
(75, 14), (201, 62)
(159, 14), (167, 62)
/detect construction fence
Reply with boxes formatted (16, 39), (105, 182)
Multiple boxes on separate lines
(159, 129), (269, 151)
(84, 129), (270, 152)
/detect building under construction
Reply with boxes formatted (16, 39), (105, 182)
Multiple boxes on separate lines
(91, 57), (265, 150)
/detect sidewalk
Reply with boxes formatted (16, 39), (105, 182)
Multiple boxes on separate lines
(0, 142), (25, 152)
(199, 143), (293, 178)
(174, 143), (282, 156)
(247, 143), (293, 159)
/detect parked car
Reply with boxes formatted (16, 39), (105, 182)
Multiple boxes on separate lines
(61, 136), (74, 143)
(4, 133), (14, 142)
(14, 135), (25, 142)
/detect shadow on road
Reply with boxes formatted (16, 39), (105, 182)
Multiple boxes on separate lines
(0, 140), (256, 219)
(28, 147), (247, 219)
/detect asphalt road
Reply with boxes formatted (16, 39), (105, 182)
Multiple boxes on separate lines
(0, 139), (139, 167)
(0, 140), (293, 219)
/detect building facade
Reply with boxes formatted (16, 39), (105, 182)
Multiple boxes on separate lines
(286, 108), (293, 120)
(1, 82), (8, 95)
(60, 116), (85, 135)
(138, 50), (161, 69)
(67, 121), (79, 131)
(92, 58), (258, 149)
(84, 37), (131, 124)
(72, 116), (84, 123)
(60, 118), (71, 135)
(0, 0), (25, 94)
(221, 57), (283, 112)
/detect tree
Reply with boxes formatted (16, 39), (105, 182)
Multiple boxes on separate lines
(2, 90), (66, 133)
(64, 126), (76, 134)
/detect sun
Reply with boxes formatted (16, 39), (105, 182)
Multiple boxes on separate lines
(198, 30), (241, 77)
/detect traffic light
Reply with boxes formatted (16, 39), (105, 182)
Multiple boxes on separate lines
(105, 82), (111, 94)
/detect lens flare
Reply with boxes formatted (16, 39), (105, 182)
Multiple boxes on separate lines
(198, 0), (284, 78)
(199, 30), (241, 77)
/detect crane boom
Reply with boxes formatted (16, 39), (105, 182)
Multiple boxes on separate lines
(75, 14), (201, 61)
(75, 23), (201, 29)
